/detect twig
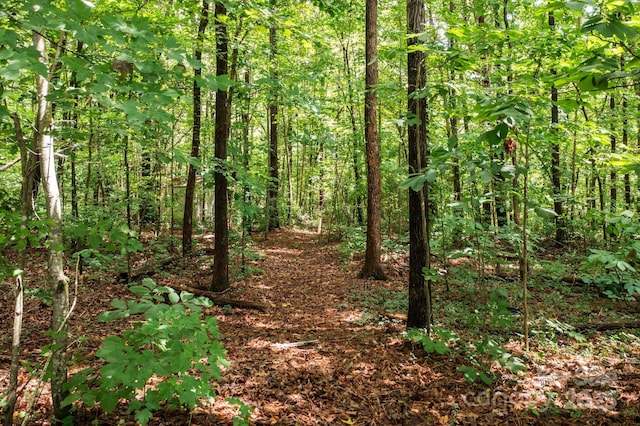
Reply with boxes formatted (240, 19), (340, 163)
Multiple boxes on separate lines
(271, 340), (319, 349)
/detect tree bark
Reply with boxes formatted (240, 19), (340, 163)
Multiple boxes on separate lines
(183, 0), (209, 257)
(407, 0), (430, 330)
(341, 37), (365, 226)
(549, 12), (565, 245)
(268, 17), (280, 230)
(211, 0), (230, 292)
(33, 30), (70, 421)
(359, 0), (386, 280)
(610, 94), (617, 213)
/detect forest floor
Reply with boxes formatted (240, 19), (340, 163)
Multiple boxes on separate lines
(2, 227), (640, 425)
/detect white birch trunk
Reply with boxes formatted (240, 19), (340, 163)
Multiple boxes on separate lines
(33, 30), (70, 421)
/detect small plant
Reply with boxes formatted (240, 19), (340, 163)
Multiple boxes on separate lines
(64, 278), (229, 425)
(545, 319), (587, 342)
(459, 337), (527, 385)
(406, 328), (526, 385)
(582, 242), (640, 300)
(406, 326), (456, 355)
(339, 226), (367, 259)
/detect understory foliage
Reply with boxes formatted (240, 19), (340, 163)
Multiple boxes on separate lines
(63, 279), (234, 425)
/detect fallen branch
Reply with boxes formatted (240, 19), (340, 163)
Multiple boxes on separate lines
(271, 340), (319, 349)
(574, 321), (640, 332)
(379, 311), (407, 322)
(172, 284), (268, 312)
(119, 256), (179, 282)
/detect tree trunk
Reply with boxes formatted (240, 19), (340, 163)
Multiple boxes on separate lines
(211, 0), (230, 292)
(268, 20), (280, 230)
(610, 94), (617, 213)
(359, 0), (386, 280)
(34, 30), (70, 421)
(407, 0), (430, 330)
(183, 0), (209, 256)
(341, 37), (365, 226)
(241, 69), (252, 272)
(548, 12), (565, 244)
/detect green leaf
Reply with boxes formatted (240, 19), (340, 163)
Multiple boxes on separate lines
(96, 336), (125, 360)
(457, 365), (479, 382)
(534, 206), (559, 219)
(129, 285), (151, 297)
(111, 299), (127, 310)
(98, 310), (128, 322)
(399, 173), (429, 191)
(99, 389), (120, 413)
(168, 291), (180, 304)
(135, 409), (153, 425)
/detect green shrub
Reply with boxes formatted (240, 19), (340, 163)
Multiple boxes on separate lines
(64, 278), (229, 425)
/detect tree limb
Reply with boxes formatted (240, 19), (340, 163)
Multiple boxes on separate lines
(0, 157), (20, 172)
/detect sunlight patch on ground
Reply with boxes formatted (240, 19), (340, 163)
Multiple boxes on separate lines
(246, 338), (272, 349)
(340, 311), (364, 323)
(267, 247), (303, 256)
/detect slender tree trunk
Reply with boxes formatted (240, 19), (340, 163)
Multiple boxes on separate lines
(241, 69), (251, 272)
(359, 0), (386, 280)
(183, 0), (209, 256)
(407, 0), (430, 330)
(317, 141), (325, 234)
(341, 37), (365, 226)
(212, 0), (230, 292)
(610, 95), (617, 213)
(549, 12), (565, 244)
(33, 30), (69, 421)
(3, 113), (27, 426)
(268, 18), (280, 230)
(284, 114), (294, 226)
(522, 127), (530, 351)
(622, 84), (630, 208)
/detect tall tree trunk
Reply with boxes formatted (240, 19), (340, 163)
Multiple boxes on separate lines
(267, 16), (280, 230)
(407, 0), (430, 330)
(549, 11), (565, 244)
(317, 141), (325, 234)
(341, 37), (365, 226)
(183, 0), (209, 256)
(621, 65), (630, 208)
(212, 0), (230, 292)
(241, 69), (252, 272)
(359, 0), (386, 280)
(610, 94), (617, 213)
(33, 30), (69, 421)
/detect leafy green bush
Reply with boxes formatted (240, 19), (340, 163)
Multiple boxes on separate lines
(68, 218), (143, 269)
(64, 278), (229, 425)
(339, 226), (367, 259)
(583, 243), (640, 300)
(406, 327), (526, 385)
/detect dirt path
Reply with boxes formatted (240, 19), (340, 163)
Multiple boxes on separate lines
(212, 228), (435, 425)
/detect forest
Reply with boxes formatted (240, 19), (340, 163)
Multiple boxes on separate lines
(1, 0), (640, 424)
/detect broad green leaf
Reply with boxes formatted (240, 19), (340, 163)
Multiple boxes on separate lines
(110, 299), (127, 310)
(98, 389), (120, 413)
(129, 285), (151, 297)
(168, 291), (180, 304)
(534, 206), (559, 219)
(399, 173), (429, 191)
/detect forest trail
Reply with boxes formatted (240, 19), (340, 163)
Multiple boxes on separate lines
(3, 228), (636, 425)
(212, 228), (436, 425)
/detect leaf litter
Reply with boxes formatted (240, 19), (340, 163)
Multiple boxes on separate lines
(1, 228), (639, 425)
